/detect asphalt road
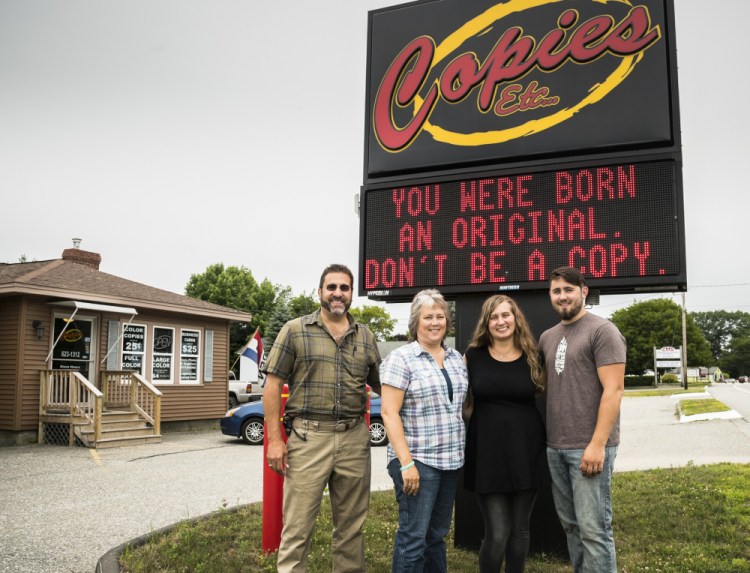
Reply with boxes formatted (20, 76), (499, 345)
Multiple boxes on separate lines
(708, 382), (750, 431)
(1, 391), (749, 573)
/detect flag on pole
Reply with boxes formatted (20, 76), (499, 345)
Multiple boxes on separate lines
(238, 328), (263, 366)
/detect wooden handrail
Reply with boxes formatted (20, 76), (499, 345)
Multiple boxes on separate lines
(101, 371), (162, 436)
(132, 372), (163, 397)
(39, 370), (103, 444)
(132, 373), (162, 436)
(71, 371), (104, 398)
(40, 370), (162, 446)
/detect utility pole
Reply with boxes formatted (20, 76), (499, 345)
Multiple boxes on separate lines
(681, 292), (688, 390)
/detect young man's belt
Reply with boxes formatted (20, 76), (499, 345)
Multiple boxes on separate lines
(292, 417), (362, 432)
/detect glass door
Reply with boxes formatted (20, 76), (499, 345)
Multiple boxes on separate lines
(51, 316), (96, 381)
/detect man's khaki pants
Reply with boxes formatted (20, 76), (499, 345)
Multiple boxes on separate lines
(276, 419), (371, 573)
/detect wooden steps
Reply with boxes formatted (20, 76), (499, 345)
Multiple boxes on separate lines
(76, 410), (162, 449)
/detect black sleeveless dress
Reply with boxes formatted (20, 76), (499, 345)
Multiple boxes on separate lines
(464, 347), (549, 493)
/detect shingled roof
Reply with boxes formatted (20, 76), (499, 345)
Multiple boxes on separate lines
(0, 258), (252, 322)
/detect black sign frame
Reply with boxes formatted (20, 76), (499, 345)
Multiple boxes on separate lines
(360, 0), (684, 300)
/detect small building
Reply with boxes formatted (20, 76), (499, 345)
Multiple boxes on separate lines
(0, 244), (252, 447)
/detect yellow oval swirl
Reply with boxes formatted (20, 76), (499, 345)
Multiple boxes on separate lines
(416, 0), (646, 146)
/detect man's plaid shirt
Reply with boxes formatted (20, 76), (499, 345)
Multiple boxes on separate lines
(263, 309), (381, 421)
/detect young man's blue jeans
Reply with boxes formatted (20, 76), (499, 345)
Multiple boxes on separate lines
(387, 459), (460, 573)
(546, 446), (618, 573)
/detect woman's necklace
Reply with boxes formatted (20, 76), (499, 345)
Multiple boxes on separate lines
(488, 345), (520, 362)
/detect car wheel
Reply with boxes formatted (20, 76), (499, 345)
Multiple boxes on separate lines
(228, 394), (239, 409)
(369, 417), (388, 447)
(241, 417), (265, 445)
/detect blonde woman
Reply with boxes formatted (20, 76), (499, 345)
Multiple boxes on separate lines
(381, 289), (468, 572)
(463, 295), (547, 573)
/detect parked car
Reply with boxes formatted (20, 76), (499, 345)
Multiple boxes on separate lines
(228, 371), (263, 409)
(220, 393), (387, 447)
(739, 376), (748, 384)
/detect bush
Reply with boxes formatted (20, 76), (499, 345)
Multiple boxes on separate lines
(624, 375), (655, 387)
(661, 373), (679, 384)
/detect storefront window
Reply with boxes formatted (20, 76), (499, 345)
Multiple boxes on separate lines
(152, 326), (174, 382)
(180, 329), (201, 383)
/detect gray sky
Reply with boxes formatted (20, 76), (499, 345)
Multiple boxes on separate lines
(1, 0), (748, 334)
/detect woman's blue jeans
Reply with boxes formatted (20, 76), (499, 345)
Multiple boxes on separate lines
(546, 446), (618, 573)
(387, 459), (460, 573)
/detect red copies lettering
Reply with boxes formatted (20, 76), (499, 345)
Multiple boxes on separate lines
(374, 7), (660, 150)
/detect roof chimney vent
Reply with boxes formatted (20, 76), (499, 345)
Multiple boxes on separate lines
(62, 239), (101, 270)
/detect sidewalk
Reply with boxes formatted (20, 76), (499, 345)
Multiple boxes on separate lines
(0, 395), (749, 573)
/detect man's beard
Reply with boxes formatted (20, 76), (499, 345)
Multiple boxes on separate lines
(556, 298), (583, 321)
(321, 298), (351, 315)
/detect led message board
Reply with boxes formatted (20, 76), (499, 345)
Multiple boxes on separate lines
(361, 159), (685, 300)
(360, 0), (684, 299)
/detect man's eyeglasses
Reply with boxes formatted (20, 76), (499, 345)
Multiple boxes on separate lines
(324, 283), (351, 292)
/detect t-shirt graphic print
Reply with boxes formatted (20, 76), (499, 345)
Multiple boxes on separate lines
(555, 337), (567, 375)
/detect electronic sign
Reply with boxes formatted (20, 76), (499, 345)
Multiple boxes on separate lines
(360, 0), (684, 300)
(361, 158), (685, 299)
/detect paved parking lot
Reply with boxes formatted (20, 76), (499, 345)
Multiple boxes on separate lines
(1, 395), (749, 573)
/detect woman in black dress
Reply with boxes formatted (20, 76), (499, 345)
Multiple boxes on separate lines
(463, 295), (547, 573)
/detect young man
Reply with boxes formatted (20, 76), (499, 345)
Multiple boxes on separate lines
(538, 267), (626, 573)
(263, 263), (381, 573)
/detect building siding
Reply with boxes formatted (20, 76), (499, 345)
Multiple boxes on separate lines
(0, 298), (21, 430)
(3, 298), (237, 433)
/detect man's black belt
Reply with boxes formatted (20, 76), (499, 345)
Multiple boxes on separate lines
(292, 417), (362, 432)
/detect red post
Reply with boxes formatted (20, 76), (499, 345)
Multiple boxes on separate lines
(365, 384), (371, 428)
(262, 384), (288, 553)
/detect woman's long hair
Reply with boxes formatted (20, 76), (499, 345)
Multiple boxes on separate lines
(467, 295), (546, 393)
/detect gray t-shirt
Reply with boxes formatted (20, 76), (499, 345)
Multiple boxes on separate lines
(539, 312), (626, 449)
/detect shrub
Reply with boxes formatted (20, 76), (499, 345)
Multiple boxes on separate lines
(661, 373), (679, 384)
(624, 375), (656, 387)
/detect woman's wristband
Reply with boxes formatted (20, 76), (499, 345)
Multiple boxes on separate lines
(400, 461), (415, 472)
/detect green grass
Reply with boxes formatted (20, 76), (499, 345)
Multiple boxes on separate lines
(120, 463), (750, 573)
(679, 398), (731, 416)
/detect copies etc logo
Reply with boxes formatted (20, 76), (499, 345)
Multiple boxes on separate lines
(373, 0), (661, 151)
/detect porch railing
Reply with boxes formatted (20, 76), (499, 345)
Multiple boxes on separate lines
(39, 370), (162, 446)
(39, 370), (103, 445)
(101, 370), (162, 435)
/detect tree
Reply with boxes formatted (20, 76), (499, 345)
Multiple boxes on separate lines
(691, 310), (750, 360)
(249, 279), (289, 337)
(264, 292), (317, 345)
(718, 336), (750, 378)
(185, 264), (257, 357)
(185, 264), (288, 357)
(610, 299), (713, 374)
(288, 291), (318, 318)
(265, 301), (293, 347)
(350, 305), (396, 341)
(185, 263), (257, 312)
